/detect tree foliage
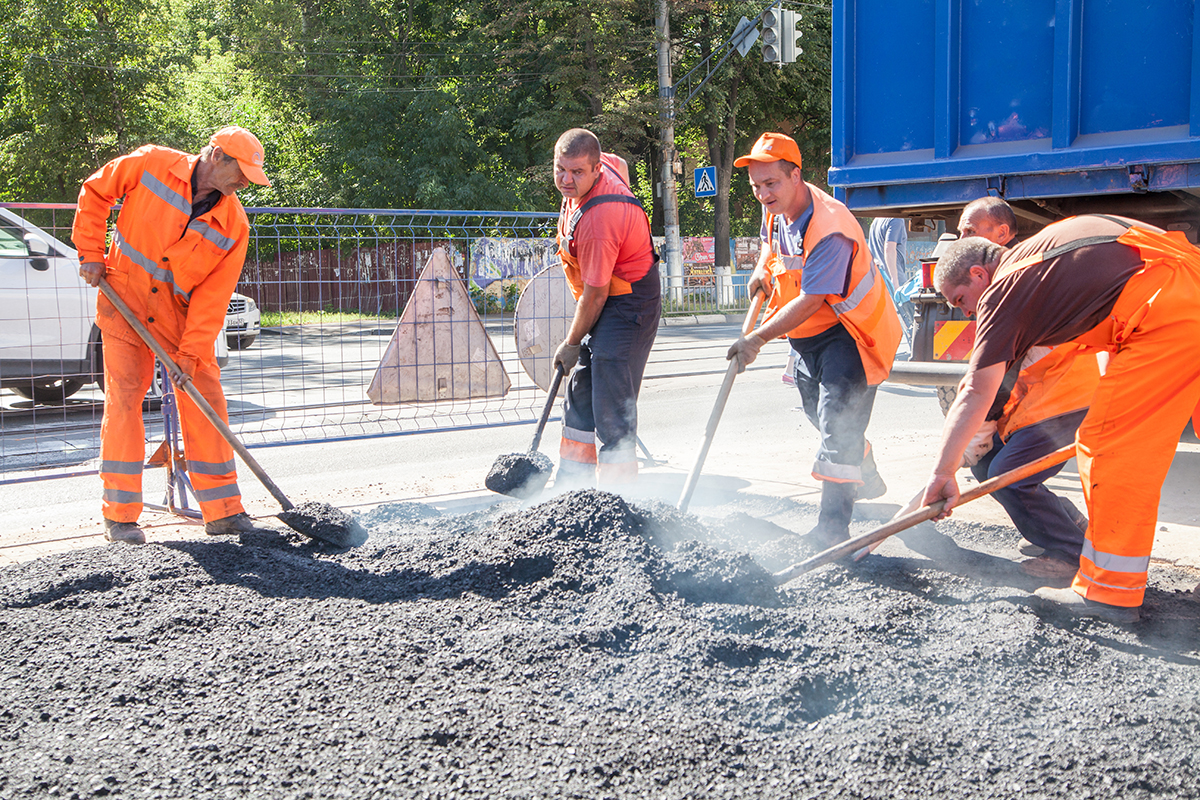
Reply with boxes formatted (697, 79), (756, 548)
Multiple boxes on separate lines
(0, 0), (832, 241)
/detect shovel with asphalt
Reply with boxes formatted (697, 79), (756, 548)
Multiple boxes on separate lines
(773, 443), (1076, 585)
(98, 278), (365, 548)
(485, 363), (566, 499)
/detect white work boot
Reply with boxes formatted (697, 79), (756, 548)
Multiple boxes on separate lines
(1033, 586), (1140, 624)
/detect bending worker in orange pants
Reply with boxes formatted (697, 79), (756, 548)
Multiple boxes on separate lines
(954, 198), (1100, 580)
(925, 214), (1200, 623)
(73, 126), (273, 544)
(551, 128), (660, 487)
(726, 133), (902, 546)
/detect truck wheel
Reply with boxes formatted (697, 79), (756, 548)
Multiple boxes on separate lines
(936, 385), (957, 416)
(13, 379), (85, 404)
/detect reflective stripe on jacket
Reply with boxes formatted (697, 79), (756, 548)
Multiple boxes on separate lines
(73, 145), (250, 371)
(763, 184), (902, 385)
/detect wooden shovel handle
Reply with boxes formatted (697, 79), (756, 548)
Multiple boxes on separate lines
(97, 278), (295, 511)
(677, 291), (767, 513)
(773, 443), (1077, 585)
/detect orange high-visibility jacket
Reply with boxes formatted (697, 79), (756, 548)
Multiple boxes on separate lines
(73, 145), (250, 374)
(762, 184), (902, 385)
(998, 343), (1101, 441)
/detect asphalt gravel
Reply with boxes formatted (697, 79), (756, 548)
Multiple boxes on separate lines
(2, 489), (1198, 799)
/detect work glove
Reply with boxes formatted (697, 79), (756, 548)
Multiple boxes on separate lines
(79, 261), (105, 288)
(726, 333), (765, 374)
(553, 341), (581, 373)
(746, 269), (770, 301)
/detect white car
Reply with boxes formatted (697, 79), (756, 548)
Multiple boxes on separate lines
(226, 292), (260, 349)
(0, 207), (229, 405)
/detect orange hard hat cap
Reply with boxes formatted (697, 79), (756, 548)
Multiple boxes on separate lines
(733, 132), (803, 170)
(210, 126), (271, 187)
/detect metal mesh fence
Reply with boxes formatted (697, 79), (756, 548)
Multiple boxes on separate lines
(1, 202), (750, 482)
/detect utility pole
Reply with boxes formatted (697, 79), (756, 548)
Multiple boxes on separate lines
(655, 0), (683, 304)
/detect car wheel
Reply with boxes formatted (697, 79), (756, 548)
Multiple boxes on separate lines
(227, 333), (256, 350)
(12, 378), (85, 404)
(936, 385), (957, 416)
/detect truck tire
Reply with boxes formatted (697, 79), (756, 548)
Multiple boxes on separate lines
(936, 385), (957, 416)
(12, 379), (85, 405)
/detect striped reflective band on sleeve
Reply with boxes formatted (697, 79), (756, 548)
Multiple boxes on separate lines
(140, 172), (192, 216)
(186, 458), (236, 476)
(187, 219), (236, 251)
(103, 488), (142, 504)
(101, 459), (143, 475)
(1081, 541), (1151, 574)
(830, 260), (876, 316)
(113, 230), (191, 301)
(194, 484), (241, 502)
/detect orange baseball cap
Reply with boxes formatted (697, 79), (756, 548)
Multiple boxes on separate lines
(733, 132), (803, 170)
(210, 126), (271, 187)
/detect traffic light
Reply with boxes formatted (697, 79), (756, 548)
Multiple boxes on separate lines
(762, 6), (801, 64)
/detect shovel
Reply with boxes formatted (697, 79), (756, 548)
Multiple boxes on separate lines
(677, 291), (766, 513)
(98, 278), (364, 547)
(773, 443), (1076, 585)
(485, 362), (566, 499)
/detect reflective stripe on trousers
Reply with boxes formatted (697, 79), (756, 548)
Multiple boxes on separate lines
(1072, 261), (1200, 607)
(100, 336), (245, 524)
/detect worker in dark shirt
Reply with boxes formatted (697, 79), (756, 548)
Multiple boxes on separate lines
(923, 214), (1200, 624)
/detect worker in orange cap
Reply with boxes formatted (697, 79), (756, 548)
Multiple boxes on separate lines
(727, 132), (902, 547)
(953, 198), (1101, 581)
(925, 214), (1200, 624)
(73, 126), (273, 544)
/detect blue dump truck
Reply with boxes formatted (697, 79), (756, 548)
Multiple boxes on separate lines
(828, 0), (1200, 395)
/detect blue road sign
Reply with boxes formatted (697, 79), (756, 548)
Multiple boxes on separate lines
(694, 166), (717, 198)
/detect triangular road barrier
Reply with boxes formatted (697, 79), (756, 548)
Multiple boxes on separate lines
(367, 247), (511, 404)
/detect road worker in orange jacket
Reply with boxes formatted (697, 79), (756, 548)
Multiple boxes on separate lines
(954, 198), (1101, 580)
(925, 214), (1200, 624)
(727, 133), (903, 546)
(551, 128), (660, 487)
(73, 126), (272, 544)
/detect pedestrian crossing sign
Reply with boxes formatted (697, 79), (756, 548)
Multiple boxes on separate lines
(694, 166), (717, 198)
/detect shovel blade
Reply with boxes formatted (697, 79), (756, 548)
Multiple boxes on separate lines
(485, 451), (554, 498)
(277, 501), (367, 548)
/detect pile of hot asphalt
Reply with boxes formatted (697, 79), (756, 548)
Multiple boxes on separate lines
(2, 489), (1198, 799)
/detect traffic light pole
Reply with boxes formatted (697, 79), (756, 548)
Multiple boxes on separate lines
(655, 0), (684, 305)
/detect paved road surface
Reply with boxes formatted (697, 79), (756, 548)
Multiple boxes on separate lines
(3, 321), (1197, 575)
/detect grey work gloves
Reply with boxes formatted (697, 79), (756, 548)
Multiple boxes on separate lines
(553, 341), (581, 373)
(726, 333), (766, 374)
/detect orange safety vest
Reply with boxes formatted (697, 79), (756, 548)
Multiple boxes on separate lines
(762, 184), (902, 385)
(997, 343), (1100, 441)
(556, 163), (656, 301)
(73, 145), (250, 371)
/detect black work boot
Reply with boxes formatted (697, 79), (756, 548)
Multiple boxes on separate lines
(205, 513), (274, 535)
(807, 482), (857, 549)
(104, 518), (146, 545)
(858, 449), (888, 500)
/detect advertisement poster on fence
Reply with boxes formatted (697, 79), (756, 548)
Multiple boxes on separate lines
(469, 237), (559, 292)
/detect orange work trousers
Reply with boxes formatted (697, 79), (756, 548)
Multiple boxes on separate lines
(1072, 256), (1200, 607)
(100, 336), (244, 524)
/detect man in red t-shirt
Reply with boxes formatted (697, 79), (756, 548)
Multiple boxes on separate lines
(551, 128), (660, 486)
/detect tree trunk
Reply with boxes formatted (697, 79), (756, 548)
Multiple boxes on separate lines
(707, 70), (742, 271)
